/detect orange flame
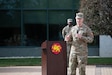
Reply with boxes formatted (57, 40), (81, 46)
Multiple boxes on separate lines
(51, 43), (62, 54)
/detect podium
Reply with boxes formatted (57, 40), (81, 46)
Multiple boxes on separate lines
(41, 41), (67, 75)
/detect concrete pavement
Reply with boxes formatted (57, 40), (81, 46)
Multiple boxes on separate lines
(0, 66), (41, 75)
(0, 65), (112, 75)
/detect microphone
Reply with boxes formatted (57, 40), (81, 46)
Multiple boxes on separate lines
(77, 30), (79, 34)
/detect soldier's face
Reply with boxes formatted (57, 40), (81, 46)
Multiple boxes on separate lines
(76, 18), (83, 26)
(68, 22), (72, 25)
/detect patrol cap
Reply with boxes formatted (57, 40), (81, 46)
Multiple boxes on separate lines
(76, 12), (83, 18)
(67, 19), (73, 23)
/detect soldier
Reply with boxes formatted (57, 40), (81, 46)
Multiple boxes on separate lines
(66, 12), (94, 75)
(62, 18), (73, 65)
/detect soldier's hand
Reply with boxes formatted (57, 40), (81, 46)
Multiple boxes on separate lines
(65, 35), (70, 41)
(76, 34), (82, 39)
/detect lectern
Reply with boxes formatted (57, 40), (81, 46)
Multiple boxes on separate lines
(41, 41), (67, 75)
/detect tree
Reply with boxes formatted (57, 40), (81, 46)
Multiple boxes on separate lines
(79, 0), (112, 36)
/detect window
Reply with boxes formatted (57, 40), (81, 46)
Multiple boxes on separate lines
(22, 0), (47, 9)
(49, 11), (75, 41)
(0, 10), (21, 46)
(0, 0), (21, 8)
(0, 0), (80, 47)
(23, 11), (47, 46)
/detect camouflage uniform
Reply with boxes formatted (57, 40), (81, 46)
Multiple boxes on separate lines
(62, 25), (73, 65)
(68, 24), (94, 75)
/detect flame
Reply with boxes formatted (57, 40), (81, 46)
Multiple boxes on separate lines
(51, 43), (62, 54)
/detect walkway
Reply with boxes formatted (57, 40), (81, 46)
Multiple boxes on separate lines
(0, 65), (112, 75)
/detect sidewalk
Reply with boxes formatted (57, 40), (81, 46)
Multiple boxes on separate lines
(0, 65), (112, 75)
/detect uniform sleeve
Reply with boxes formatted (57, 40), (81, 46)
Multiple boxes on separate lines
(62, 27), (66, 38)
(65, 28), (73, 42)
(81, 27), (94, 43)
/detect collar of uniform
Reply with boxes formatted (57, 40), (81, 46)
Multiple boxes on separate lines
(76, 24), (85, 28)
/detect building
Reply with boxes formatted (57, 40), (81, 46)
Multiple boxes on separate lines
(0, 0), (111, 58)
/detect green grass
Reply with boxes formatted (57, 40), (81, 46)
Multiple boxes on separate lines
(0, 58), (112, 67)
(0, 58), (41, 67)
(88, 58), (112, 65)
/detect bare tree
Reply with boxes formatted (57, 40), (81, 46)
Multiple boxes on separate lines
(79, 0), (112, 36)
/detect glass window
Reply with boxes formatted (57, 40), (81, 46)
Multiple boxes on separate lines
(22, 0), (47, 9)
(49, 11), (74, 41)
(23, 11), (47, 46)
(0, 0), (21, 8)
(88, 35), (99, 47)
(49, 11), (74, 24)
(0, 10), (21, 46)
(48, 0), (79, 9)
(49, 0), (72, 9)
(24, 11), (47, 24)
(49, 24), (63, 41)
(24, 24), (47, 46)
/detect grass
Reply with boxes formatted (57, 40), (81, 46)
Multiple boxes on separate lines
(0, 58), (41, 67)
(0, 58), (112, 67)
(88, 58), (112, 65)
